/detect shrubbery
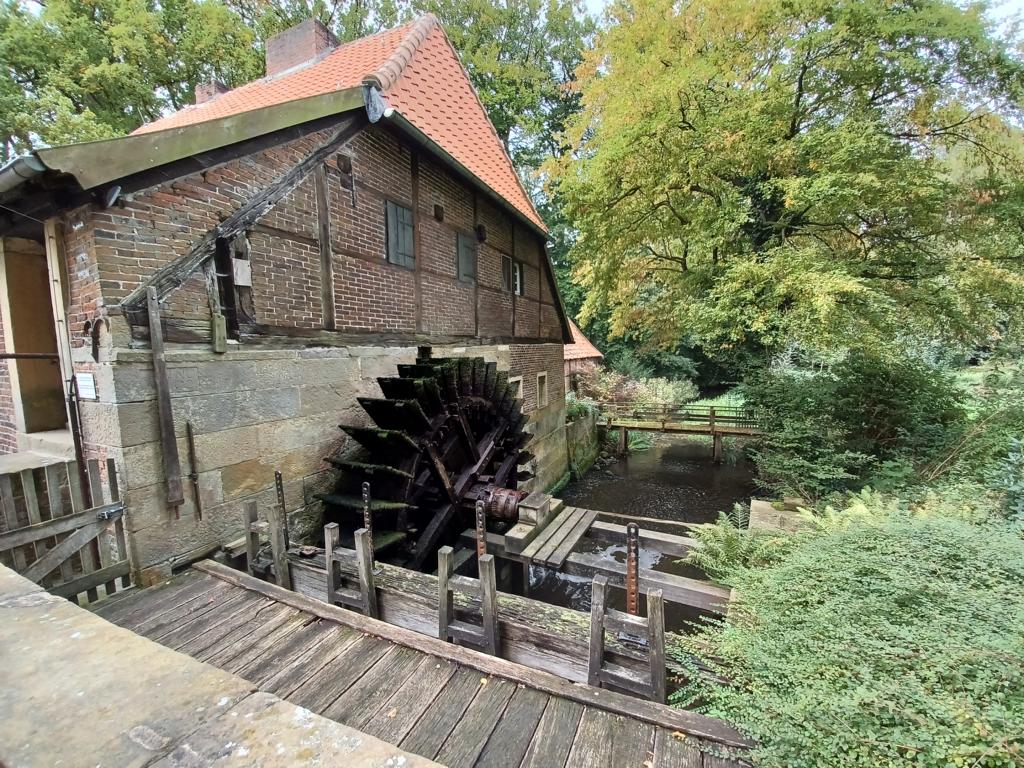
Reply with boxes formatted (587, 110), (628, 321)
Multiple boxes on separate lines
(676, 497), (1024, 768)
(746, 351), (965, 499)
(576, 363), (698, 410)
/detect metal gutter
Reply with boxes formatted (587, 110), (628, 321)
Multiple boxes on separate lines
(0, 154), (46, 197)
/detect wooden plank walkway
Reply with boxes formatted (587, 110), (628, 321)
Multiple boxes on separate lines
(93, 560), (750, 768)
(519, 506), (598, 568)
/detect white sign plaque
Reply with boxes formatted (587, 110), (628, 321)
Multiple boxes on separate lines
(75, 372), (97, 401)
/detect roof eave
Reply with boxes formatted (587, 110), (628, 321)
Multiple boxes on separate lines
(32, 86), (366, 193)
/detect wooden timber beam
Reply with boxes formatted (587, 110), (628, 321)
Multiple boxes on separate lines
(120, 113), (368, 315)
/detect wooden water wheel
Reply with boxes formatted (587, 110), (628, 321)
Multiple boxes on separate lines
(320, 350), (533, 571)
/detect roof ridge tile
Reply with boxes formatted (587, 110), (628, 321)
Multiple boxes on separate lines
(363, 13), (438, 92)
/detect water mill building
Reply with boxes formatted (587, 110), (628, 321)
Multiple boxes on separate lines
(0, 14), (573, 584)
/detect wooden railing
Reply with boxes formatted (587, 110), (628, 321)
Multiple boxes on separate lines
(599, 402), (763, 431)
(0, 458), (129, 604)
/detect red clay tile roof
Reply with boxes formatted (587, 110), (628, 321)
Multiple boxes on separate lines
(133, 15), (545, 231)
(564, 319), (603, 361)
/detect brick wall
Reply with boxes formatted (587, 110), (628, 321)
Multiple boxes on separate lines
(64, 117), (563, 348)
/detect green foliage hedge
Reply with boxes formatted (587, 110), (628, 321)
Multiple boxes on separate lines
(676, 505), (1024, 768)
(746, 351), (965, 499)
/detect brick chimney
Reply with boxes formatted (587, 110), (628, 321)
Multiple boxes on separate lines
(195, 80), (229, 104)
(265, 19), (338, 78)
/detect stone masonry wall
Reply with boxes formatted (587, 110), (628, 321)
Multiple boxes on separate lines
(79, 339), (567, 579)
(80, 344), (417, 578)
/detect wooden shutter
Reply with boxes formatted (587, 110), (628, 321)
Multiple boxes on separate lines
(386, 201), (415, 268)
(457, 233), (476, 282)
(502, 255), (513, 291)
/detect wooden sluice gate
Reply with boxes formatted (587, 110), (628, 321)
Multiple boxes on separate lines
(244, 488), (731, 698)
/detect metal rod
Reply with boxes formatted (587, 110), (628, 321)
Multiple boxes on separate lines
(626, 522), (640, 615)
(475, 500), (487, 558)
(361, 481), (373, 551)
(185, 421), (202, 520)
(274, 470), (289, 548)
(0, 352), (60, 360)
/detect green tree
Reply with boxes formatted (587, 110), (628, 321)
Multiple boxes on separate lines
(548, 0), (1024, 358)
(0, 0), (262, 159)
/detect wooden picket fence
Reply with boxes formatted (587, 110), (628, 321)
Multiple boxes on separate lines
(0, 458), (129, 604)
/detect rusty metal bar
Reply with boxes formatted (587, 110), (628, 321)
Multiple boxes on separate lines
(361, 481), (373, 551)
(274, 470), (289, 548)
(626, 522), (640, 615)
(475, 500), (487, 558)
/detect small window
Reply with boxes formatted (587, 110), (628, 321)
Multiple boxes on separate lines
(513, 262), (525, 296)
(508, 376), (523, 399)
(386, 200), (415, 268)
(457, 232), (476, 283)
(537, 372), (548, 408)
(501, 254), (513, 292)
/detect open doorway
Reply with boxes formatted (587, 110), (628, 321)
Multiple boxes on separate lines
(0, 237), (69, 456)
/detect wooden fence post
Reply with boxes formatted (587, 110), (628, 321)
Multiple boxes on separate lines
(479, 553), (499, 656)
(648, 588), (667, 703)
(244, 501), (260, 576)
(437, 545), (454, 641)
(265, 501), (291, 590)
(354, 527), (377, 618)
(324, 522), (340, 607)
(588, 574), (608, 686)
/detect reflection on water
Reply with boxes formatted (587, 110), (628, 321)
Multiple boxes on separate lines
(510, 435), (758, 632)
(561, 435), (757, 526)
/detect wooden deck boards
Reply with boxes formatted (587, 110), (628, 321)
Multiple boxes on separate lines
(94, 563), (748, 768)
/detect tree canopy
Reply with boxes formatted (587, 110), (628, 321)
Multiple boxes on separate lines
(0, 0), (592, 174)
(548, 0), (1024, 360)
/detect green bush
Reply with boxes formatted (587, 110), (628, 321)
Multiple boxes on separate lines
(746, 351), (966, 499)
(684, 504), (794, 581)
(674, 505), (1024, 768)
(565, 391), (599, 422)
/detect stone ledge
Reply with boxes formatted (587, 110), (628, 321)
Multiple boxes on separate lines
(0, 565), (439, 768)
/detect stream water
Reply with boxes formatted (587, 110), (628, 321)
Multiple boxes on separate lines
(502, 434), (758, 632)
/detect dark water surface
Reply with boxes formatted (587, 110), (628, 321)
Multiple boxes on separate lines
(561, 435), (757, 526)
(508, 435), (758, 631)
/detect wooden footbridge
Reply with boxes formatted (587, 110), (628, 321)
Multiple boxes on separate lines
(601, 404), (763, 461)
(89, 561), (750, 767)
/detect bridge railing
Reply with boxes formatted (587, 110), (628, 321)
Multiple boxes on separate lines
(598, 402), (763, 431)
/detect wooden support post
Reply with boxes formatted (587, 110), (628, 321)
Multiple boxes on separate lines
(618, 426), (627, 455)
(709, 406), (716, 432)
(265, 501), (291, 590)
(588, 575), (608, 687)
(313, 164), (336, 331)
(146, 287), (184, 512)
(648, 588), (667, 703)
(437, 545), (454, 641)
(244, 501), (260, 576)
(324, 522), (340, 606)
(354, 527), (377, 618)
(479, 553), (499, 656)
(713, 432), (724, 464)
